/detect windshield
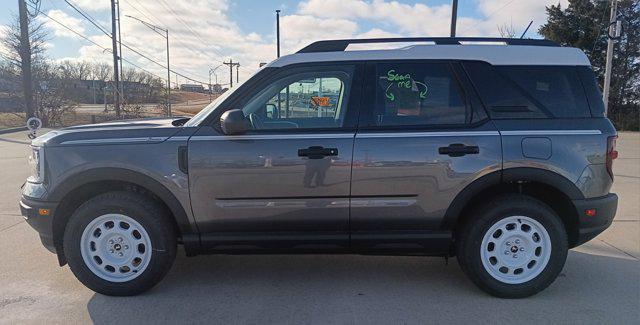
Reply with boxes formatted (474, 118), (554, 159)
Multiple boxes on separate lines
(184, 71), (258, 127)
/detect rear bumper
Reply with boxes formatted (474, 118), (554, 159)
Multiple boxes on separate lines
(19, 196), (58, 253)
(572, 193), (618, 246)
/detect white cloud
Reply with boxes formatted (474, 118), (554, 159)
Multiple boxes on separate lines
(51, 0), (571, 85)
(40, 9), (86, 39)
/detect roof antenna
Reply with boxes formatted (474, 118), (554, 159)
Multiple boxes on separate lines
(520, 20), (533, 39)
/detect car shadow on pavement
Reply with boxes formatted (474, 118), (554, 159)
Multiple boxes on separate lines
(86, 251), (639, 324)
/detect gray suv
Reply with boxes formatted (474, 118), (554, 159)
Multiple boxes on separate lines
(20, 38), (618, 298)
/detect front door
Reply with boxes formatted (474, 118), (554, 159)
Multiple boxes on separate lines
(188, 64), (362, 250)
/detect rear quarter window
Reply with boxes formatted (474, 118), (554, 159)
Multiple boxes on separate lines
(577, 67), (605, 117)
(463, 62), (591, 119)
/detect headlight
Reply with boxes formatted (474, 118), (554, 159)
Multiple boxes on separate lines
(28, 146), (45, 183)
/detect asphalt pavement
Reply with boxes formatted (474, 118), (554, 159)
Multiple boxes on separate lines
(0, 130), (638, 324)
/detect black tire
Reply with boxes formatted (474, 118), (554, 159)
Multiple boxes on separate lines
(63, 191), (177, 296)
(456, 194), (568, 298)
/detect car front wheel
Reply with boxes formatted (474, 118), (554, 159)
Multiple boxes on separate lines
(63, 191), (177, 296)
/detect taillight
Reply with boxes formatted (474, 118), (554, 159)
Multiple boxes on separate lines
(606, 135), (618, 179)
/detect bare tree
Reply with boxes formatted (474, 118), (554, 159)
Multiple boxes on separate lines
(33, 61), (76, 126)
(91, 62), (111, 81)
(1, 12), (48, 118)
(498, 22), (517, 38)
(59, 60), (92, 80)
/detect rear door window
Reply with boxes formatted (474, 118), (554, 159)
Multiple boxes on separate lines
(367, 62), (470, 127)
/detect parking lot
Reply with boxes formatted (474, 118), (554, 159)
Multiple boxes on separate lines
(0, 130), (638, 324)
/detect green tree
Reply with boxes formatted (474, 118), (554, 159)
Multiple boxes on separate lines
(539, 0), (639, 130)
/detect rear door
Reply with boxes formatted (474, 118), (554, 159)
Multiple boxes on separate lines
(350, 60), (502, 253)
(188, 64), (362, 250)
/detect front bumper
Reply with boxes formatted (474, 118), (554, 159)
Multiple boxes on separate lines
(572, 193), (618, 246)
(19, 196), (59, 253)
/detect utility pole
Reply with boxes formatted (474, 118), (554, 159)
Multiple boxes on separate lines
(450, 0), (458, 37)
(110, 0), (121, 117)
(224, 60), (239, 87)
(166, 28), (171, 116)
(276, 10), (281, 57)
(116, 0), (123, 103)
(18, 0), (35, 121)
(236, 63), (240, 84)
(603, 0), (620, 116)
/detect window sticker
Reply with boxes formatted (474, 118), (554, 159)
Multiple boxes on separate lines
(382, 69), (428, 101)
(311, 96), (331, 107)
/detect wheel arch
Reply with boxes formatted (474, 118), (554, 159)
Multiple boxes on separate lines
(49, 168), (195, 265)
(443, 168), (583, 249)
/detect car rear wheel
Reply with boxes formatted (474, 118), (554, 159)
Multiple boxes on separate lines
(63, 191), (176, 296)
(456, 194), (568, 298)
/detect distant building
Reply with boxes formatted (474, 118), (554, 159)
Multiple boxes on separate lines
(180, 84), (205, 93)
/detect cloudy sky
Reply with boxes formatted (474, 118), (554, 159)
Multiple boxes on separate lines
(0, 0), (569, 86)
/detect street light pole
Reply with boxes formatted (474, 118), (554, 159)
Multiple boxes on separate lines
(125, 15), (171, 116)
(208, 65), (221, 102)
(276, 10), (281, 57)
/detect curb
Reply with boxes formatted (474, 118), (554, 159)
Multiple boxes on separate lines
(0, 126), (27, 135)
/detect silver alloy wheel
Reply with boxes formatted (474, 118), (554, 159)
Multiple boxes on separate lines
(80, 214), (152, 282)
(480, 216), (552, 284)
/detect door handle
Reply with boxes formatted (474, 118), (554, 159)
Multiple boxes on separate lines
(298, 146), (338, 159)
(438, 143), (479, 157)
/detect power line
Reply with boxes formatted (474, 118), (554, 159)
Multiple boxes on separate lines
(58, 1), (209, 84)
(64, 0), (111, 36)
(461, 0), (517, 35)
(34, 8), (161, 79)
(33, 4), (209, 86)
(156, 0), (226, 60)
(126, 0), (164, 26)
(121, 0), (228, 78)
(121, 0), (161, 26)
(126, 0), (249, 75)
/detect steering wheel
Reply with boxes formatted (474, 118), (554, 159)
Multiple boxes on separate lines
(248, 112), (265, 130)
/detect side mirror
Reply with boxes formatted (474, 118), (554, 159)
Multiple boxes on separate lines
(220, 109), (250, 135)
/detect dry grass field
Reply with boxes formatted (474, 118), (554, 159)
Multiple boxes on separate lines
(0, 91), (218, 129)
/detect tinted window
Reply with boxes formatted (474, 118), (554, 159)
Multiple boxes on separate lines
(577, 67), (605, 117)
(464, 62), (547, 118)
(464, 62), (590, 118)
(498, 66), (589, 118)
(241, 69), (352, 130)
(370, 62), (468, 127)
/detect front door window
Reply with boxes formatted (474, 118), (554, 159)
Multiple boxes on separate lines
(241, 71), (352, 130)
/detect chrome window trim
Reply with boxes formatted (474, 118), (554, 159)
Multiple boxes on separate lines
(500, 130), (602, 136)
(190, 134), (356, 141)
(356, 131), (500, 138)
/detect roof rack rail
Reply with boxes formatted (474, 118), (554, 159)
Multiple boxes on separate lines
(297, 37), (559, 53)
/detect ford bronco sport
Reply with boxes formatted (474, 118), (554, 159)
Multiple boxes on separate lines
(20, 38), (618, 298)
